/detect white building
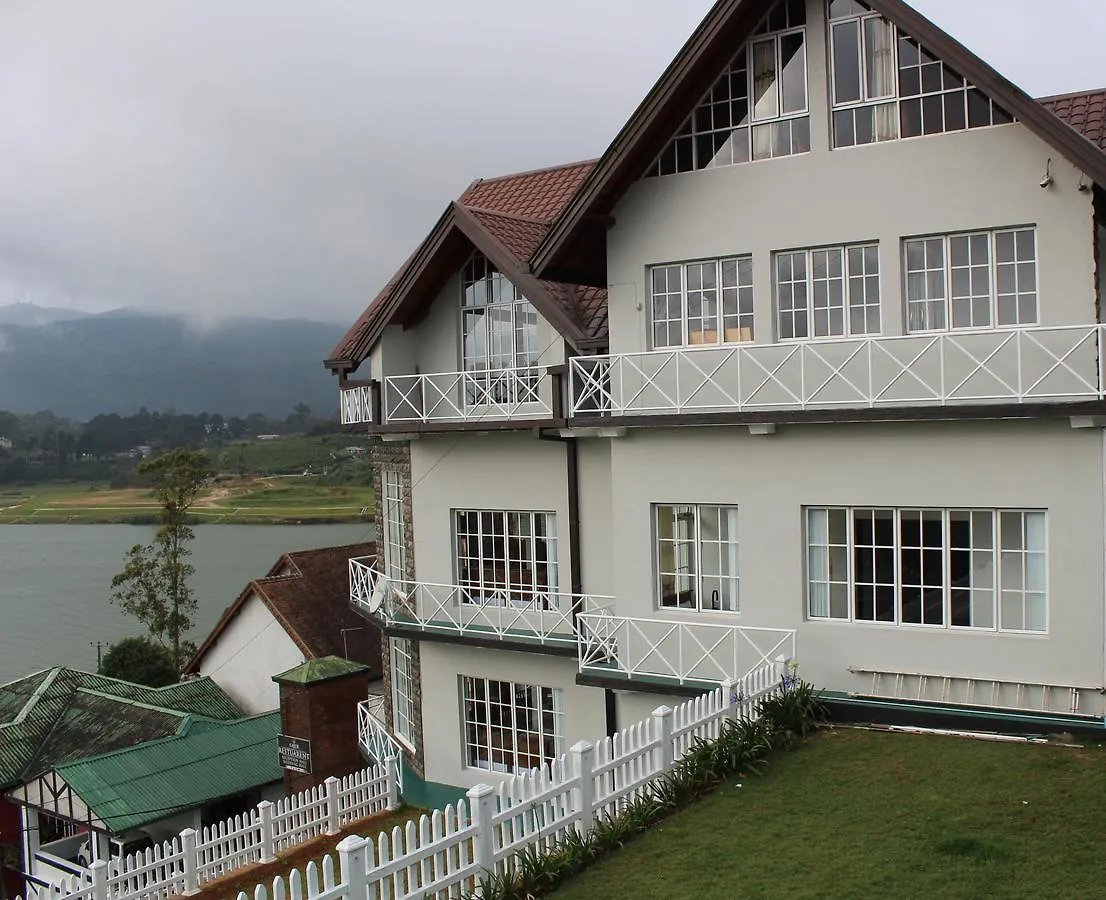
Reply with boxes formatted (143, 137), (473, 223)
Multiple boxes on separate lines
(327, 0), (1106, 796)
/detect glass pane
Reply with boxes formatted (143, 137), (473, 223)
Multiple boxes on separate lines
(752, 40), (779, 120)
(780, 33), (807, 114)
(864, 17), (896, 100)
(832, 22), (861, 105)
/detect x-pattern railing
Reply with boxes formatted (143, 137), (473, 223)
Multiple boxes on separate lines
(383, 367), (551, 423)
(571, 325), (1106, 416)
(357, 701), (404, 791)
(349, 561), (615, 647)
(576, 612), (797, 686)
(339, 386), (373, 425)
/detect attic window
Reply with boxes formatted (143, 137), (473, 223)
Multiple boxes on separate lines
(828, 2), (1014, 148)
(460, 252), (539, 375)
(646, 0), (810, 178)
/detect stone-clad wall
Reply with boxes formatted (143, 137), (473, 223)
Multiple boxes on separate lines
(371, 439), (426, 778)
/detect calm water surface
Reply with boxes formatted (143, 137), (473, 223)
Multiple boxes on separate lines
(0, 524), (373, 683)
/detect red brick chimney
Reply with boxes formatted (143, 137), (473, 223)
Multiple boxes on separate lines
(273, 657), (370, 795)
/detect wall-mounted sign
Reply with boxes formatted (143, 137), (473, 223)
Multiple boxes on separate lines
(278, 734), (312, 774)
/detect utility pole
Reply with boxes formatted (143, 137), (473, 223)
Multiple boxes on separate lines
(90, 641), (104, 670)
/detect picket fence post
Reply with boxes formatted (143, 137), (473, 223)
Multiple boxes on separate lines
(89, 860), (108, 900)
(569, 741), (595, 834)
(336, 835), (368, 900)
(774, 653), (791, 682)
(179, 828), (199, 894)
(257, 801), (276, 864)
(652, 706), (674, 774)
(325, 777), (342, 836)
(719, 679), (736, 725)
(467, 784), (497, 878)
(384, 756), (400, 811)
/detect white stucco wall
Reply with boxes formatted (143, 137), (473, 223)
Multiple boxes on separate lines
(606, 1), (1097, 356)
(603, 419), (1105, 697)
(418, 643), (607, 790)
(196, 593), (304, 714)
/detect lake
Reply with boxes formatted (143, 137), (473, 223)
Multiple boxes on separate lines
(0, 523), (374, 683)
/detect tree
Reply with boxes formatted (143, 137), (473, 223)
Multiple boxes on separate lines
(111, 449), (215, 671)
(98, 636), (178, 687)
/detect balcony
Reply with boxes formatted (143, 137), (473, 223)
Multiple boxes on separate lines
(349, 558), (614, 652)
(571, 325), (1106, 418)
(383, 367), (552, 425)
(576, 613), (797, 691)
(340, 385), (373, 425)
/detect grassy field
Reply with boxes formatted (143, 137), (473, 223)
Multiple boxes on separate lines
(552, 728), (1106, 900)
(0, 477), (374, 524)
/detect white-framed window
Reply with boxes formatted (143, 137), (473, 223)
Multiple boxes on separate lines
(455, 510), (558, 607)
(382, 470), (406, 581)
(461, 252), (539, 403)
(647, 0), (809, 177)
(828, 1), (1014, 149)
(390, 638), (417, 750)
(461, 676), (564, 774)
(650, 258), (755, 349)
(775, 244), (881, 340)
(656, 505), (740, 613)
(806, 507), (1047, 633)
(904, 229), (1038, 332)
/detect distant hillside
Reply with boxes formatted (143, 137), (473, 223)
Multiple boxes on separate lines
(0, 305), (348, 420)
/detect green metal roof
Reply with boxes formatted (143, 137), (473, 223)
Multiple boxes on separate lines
(52, 711), (283, 833)
(273, 656), (369, 686)
(0, 668), (243, 789)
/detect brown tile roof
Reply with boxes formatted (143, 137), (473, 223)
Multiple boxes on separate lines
(327, 160), (609, 368)
(184, 542), (383, 678)
(1039, 89), (1106, 152)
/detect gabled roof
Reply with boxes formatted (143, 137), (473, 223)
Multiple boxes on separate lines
(0, 669), (241, 789)
(13, 712), (282, 834)
(183, 542), (382, 677)
(325, 160), (608, 372)
(1040, 89), (1106, 152)
(530, 0), (1106, 286)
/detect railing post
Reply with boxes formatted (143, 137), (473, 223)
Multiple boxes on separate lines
(180, 829), (199, 895)
(569, 741), (596, 835)
(89, 861), (108, 900)
(384, 755), (400, 811)
(257, 800), (276, 864)
(467, 784), (497, 879)
(719, 678), (737, 725)
(775, 653), (792, 684)
(652, 706), (674, 774)
(325, 776), (342, 837)
(337, 835), (369, 900)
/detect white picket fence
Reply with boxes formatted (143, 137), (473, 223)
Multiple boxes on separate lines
(230, 661), (783, 900)
(21, 764), (399, 900)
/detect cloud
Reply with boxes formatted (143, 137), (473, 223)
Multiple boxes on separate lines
(0, 0), (1101, 323)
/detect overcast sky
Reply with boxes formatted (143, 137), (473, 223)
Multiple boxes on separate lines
(0, 1), (1102, 323)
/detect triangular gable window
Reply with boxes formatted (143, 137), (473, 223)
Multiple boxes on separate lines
(460, 251), (539, 373)
(828, 0), (1013, 147)
(647, 0), (811, 178)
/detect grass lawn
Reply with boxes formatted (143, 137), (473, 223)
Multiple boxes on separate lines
(552, 728), (1106, 900)
(0, 477), (374, 524)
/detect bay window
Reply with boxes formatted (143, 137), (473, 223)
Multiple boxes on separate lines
(455, 510), (558, 607)
(651, 257), (754, 349)
(806, 507), (1047, 633)
(828, 1), (1013, 149)
(462, 676), (564, 774)
(775, 244), (881, 340)
(656, 504), (740, 613)
(904, 229), (1037, 332)
(647, 0), (809, 177)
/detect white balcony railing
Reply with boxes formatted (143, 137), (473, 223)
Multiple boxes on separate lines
(384, 367), (552, 424)
(340, 386), (373, 425)
(349, 559), (614, 649)
(571, 325), (1106, 416)
(357, 700), (404, 792)
(576, 612), (797, 687)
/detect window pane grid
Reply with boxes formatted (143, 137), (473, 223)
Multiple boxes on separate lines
(776, 244), (880, 340)
(455, 510), (558, 607)
(391, 638), (416, 747)
(656, 504), (740, 613)
(462, 676), (564, 774)
(651, 257), (754, 349)
(905, 230), (1038, 334)
(806, 507), (1046, 633)
(382, 470), (407, 582)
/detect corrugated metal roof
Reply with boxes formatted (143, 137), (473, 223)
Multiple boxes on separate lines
(52, 711), (283, 833)
(0, 668), (242, 788)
